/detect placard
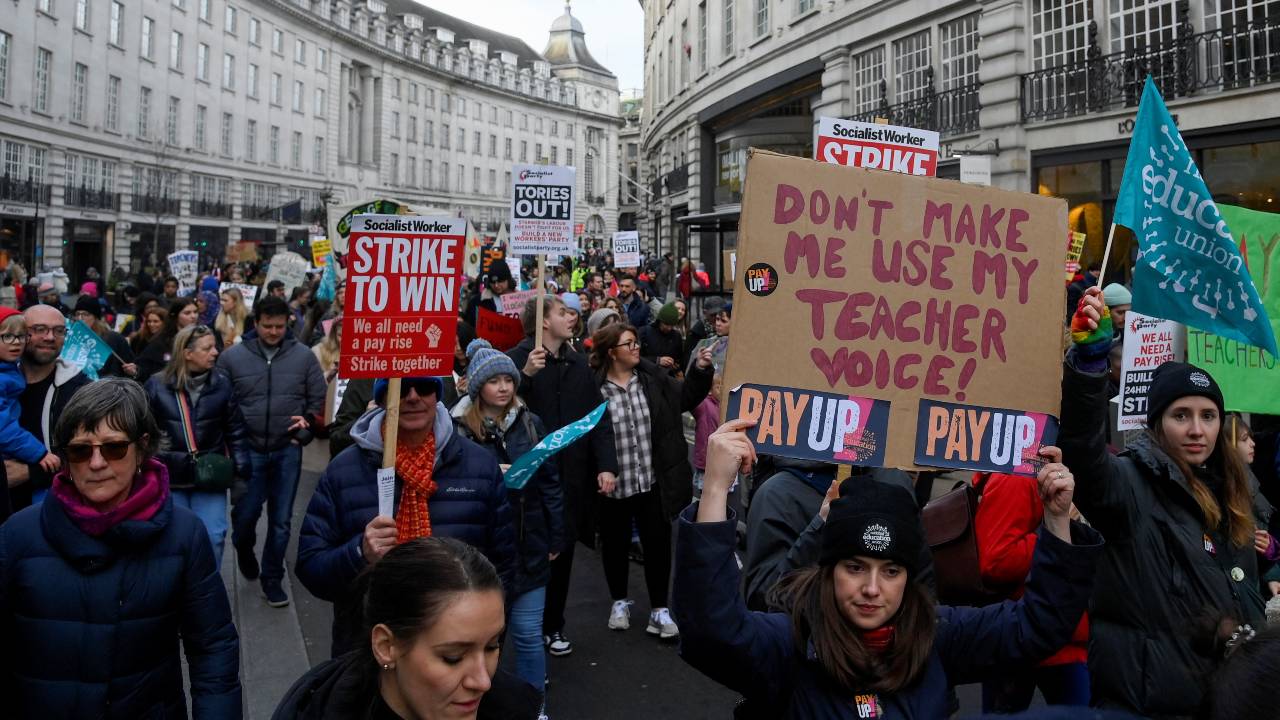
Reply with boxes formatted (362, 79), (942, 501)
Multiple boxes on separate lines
(1118, 312), (1187, 430)
(725, 384), (890, 466)
(496, 289), (539, 318)
(340, 214), (464, 379)
(914, 400), (1056, 476)
(509, 164), (576, 256)
(1065, 231), (1086, 281)
(722, 150), (1067, 470)
(219, 282), (258, 310)
(167, 250), (199, 295)
(326, 198), (436, 285)
(228, 241), (258, 263)
(613, 231), (641, 268)
(476, 306), (526, 351)
(311, 237), (332, 267)
(815, 117), (940, 177)
(265, 251), (311, 297)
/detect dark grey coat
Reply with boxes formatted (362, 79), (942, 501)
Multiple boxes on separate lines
(216, 336), (326, 452)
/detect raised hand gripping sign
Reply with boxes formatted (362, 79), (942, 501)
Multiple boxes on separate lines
(341, 214), (465, 379)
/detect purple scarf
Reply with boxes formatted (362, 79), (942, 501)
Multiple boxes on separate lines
(52, 457), (170, 536)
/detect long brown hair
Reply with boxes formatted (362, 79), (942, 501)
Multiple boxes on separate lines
(1151, 414), (1255, 547)
(770, 564), (935, 694)
(588, 323), (638, 374)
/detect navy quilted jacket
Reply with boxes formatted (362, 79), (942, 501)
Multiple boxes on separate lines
(297, 404), (516, 657)
(145, 368), (252, 489)
(0, 464), (241, 719)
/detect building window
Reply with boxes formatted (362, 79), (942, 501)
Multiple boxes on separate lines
(504, 138), (512, 159)
(442, 124), (450, 149)
(409, 82), (418, 103)
(272, 28), (284, 55)
(520, 141), (527, 162)
(723, 0), (736, 57)
(409, 117), (417, 142)
(681, 20), (689, 85)
(292, 80), (304, 112)
(698, 2), (708, 73)
(407, 156), (416, 186)
(1108, 0), (1177, 53)
(141, 17), (155, 59)
(314, 88), (326, 116)
(488, 169), (496, 195)
(72, 63), (88, 123)
(584, 150), (595, 198)
(391, 112), (401, 138)
(271, 73), (282, 105)
(1028, 0), (1091, 110)
(536, 143), (543, 161)
(269, 125), (280, 164)
(249, 17), (260, 45)
(456, 165), (464, 193)
(505, 108), (513, 126)
(247, 64), (258, 98)
(37, 0), (53, 13)
(166, 96), (180, 145)
(224, 6), (237, 34)
(472, 166), (480, 193)
(290, 131), (302, 169)
(852, 47), (885, 114)
(245, 119), (257, 161)
(137, 86), (151, 137)
(109, 2), (123, 45)
(75, 0), (88, 30)
(197, 43), (210, 81)
(473, 131), (481, 155)
(892, 30), (932, 102)
(551, 146), (558, 164)
(222, 53), (235, 89)
(489, 134), (497, 157)
(426, 120), (434, 146)
(440, 161), (449, 189)
(199, 0), (209, 22)
(457, 97), (466, 115)
(169, 30), (183, 70)
(317, 47), (328, 72)
(566, 148), (574, 166)
(2, 140), (47, 188)
(392, 77), (401, 99)
(459, 127), (466, 151)
(195, 104), (207, 149)
(940, 14), (980, 89)
(295, 39), (306, 64)
(427, 88), (436, 108)
(313, 136), (325, 172)
(105, 75), (120, 131)
(220, 112), (233, 156)
(424, 159), (432, 188)
(754, 0), (769, 37)
(504, 170), (511, 197)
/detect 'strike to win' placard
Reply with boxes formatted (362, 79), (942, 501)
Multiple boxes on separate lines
(722, 150), (1068, 474)
(341, 214), (465, 380)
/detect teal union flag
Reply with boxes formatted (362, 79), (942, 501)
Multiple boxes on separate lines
(1113, 77), (1276, 356)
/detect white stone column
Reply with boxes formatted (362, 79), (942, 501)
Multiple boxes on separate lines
(977, 0), (1030, 192)
(813, 47), (853, 123)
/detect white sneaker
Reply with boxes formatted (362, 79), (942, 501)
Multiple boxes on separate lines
(607, 599), (632, 630)
(647, 607), (679, 640)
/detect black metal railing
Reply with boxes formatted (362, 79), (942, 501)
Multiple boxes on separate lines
(64, 183), (119, 210)
(243, 203), (277, 220)
(664, 165), (689, 194)
(190, 199), (233, 218)
(849, 76), (982, 137)
(0, 173), (52, 204)
(1020, 11), (1280, 123)
(131, 192), (180, 215)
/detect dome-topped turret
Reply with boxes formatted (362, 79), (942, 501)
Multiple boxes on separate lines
(543, 1), (613, 76)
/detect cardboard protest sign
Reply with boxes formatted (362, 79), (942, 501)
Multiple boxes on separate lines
(59, 319), (114, 380)
(167, 251), (199, 295)
(228, 241), (258, 263)
(1183, 204), (1280, 413)
(219, 282), (258, 310)
(1118, 312), (1187, 430)
(1065, 231), (1086, 281)
(340, 215), (464, 379)
(722, 150), (1067, 472)
(496, 289), (539, 318)
(725, 385), (890, 465)
(311, 237), (332, 267)
(815, 117), (940, 177)
(326, 199), (438, 285)
(613, 231), (641, 268)
(509, 164), (576, 256)
(265, 251), (311, 296)
(476, 307), (526, 351)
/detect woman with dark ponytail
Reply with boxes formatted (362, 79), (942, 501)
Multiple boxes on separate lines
(273, 537), (540, 720)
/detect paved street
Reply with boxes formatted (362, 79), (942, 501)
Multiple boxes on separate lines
(223, 442), (994, 719)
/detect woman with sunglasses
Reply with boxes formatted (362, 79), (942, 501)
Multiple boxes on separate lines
(145, 325), (251, 565)
(588, 323), (713, 640)
(0, 378), (241, 718)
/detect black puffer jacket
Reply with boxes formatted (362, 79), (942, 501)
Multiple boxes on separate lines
(1058, 358), (1265, 717)
(596, 358), (713, 520)
(145, 368), (252, 489)
(217, 335), (327, 452)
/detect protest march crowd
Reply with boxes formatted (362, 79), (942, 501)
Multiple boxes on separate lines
(1, 81), (1280, 720)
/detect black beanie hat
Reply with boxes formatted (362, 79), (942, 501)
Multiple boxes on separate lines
(820, 479), (923, 573)
(1145, 361), (1225, 427)
(485, 259), (513, 285)
(73, 294), (102, 319)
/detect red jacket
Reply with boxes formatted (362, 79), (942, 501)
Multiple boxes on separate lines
(974, 472), (1089, 666)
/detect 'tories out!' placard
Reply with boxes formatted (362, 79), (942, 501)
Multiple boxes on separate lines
(725, 383), (890, 466)
(341, 214), (465, 379)
(509, 164), (576, 257)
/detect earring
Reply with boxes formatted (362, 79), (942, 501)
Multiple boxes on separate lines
(382, 663), (393, 671)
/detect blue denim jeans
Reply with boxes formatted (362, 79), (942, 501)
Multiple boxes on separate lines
(172, 488), (229, 567)
(231, 444), (302, 583)
(507, 586), (547, 693)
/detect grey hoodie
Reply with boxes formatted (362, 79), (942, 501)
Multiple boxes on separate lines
(349, 401), (455, 461)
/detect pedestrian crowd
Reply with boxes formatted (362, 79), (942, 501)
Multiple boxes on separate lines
(0, 252), (1277, 720)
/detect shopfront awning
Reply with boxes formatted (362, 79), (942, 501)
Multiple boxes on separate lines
(676, 207), (740, 230)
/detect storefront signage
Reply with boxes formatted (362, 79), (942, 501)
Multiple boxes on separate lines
(509, 164), (577, 257)
(815, 117), (940, 177)
(0, 204), (36, 217)
(723, 149), (1067, 470)
(341, 214), (464, 379)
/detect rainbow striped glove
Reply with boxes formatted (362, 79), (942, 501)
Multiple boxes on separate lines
(1070, 298), (1114, 362)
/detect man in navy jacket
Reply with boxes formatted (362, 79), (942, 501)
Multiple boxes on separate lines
(296, 377), (516, 658)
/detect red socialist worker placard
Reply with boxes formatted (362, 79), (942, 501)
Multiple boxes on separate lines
(341, 214), (465, 379)
(815, 117), (940, 177)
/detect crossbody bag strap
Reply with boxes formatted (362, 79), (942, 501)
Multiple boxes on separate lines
(175, 390), (200, 454)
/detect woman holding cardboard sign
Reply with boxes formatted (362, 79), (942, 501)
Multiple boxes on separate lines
(672, 420), (1100, 718)
(1059, 286), (1265, 717)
